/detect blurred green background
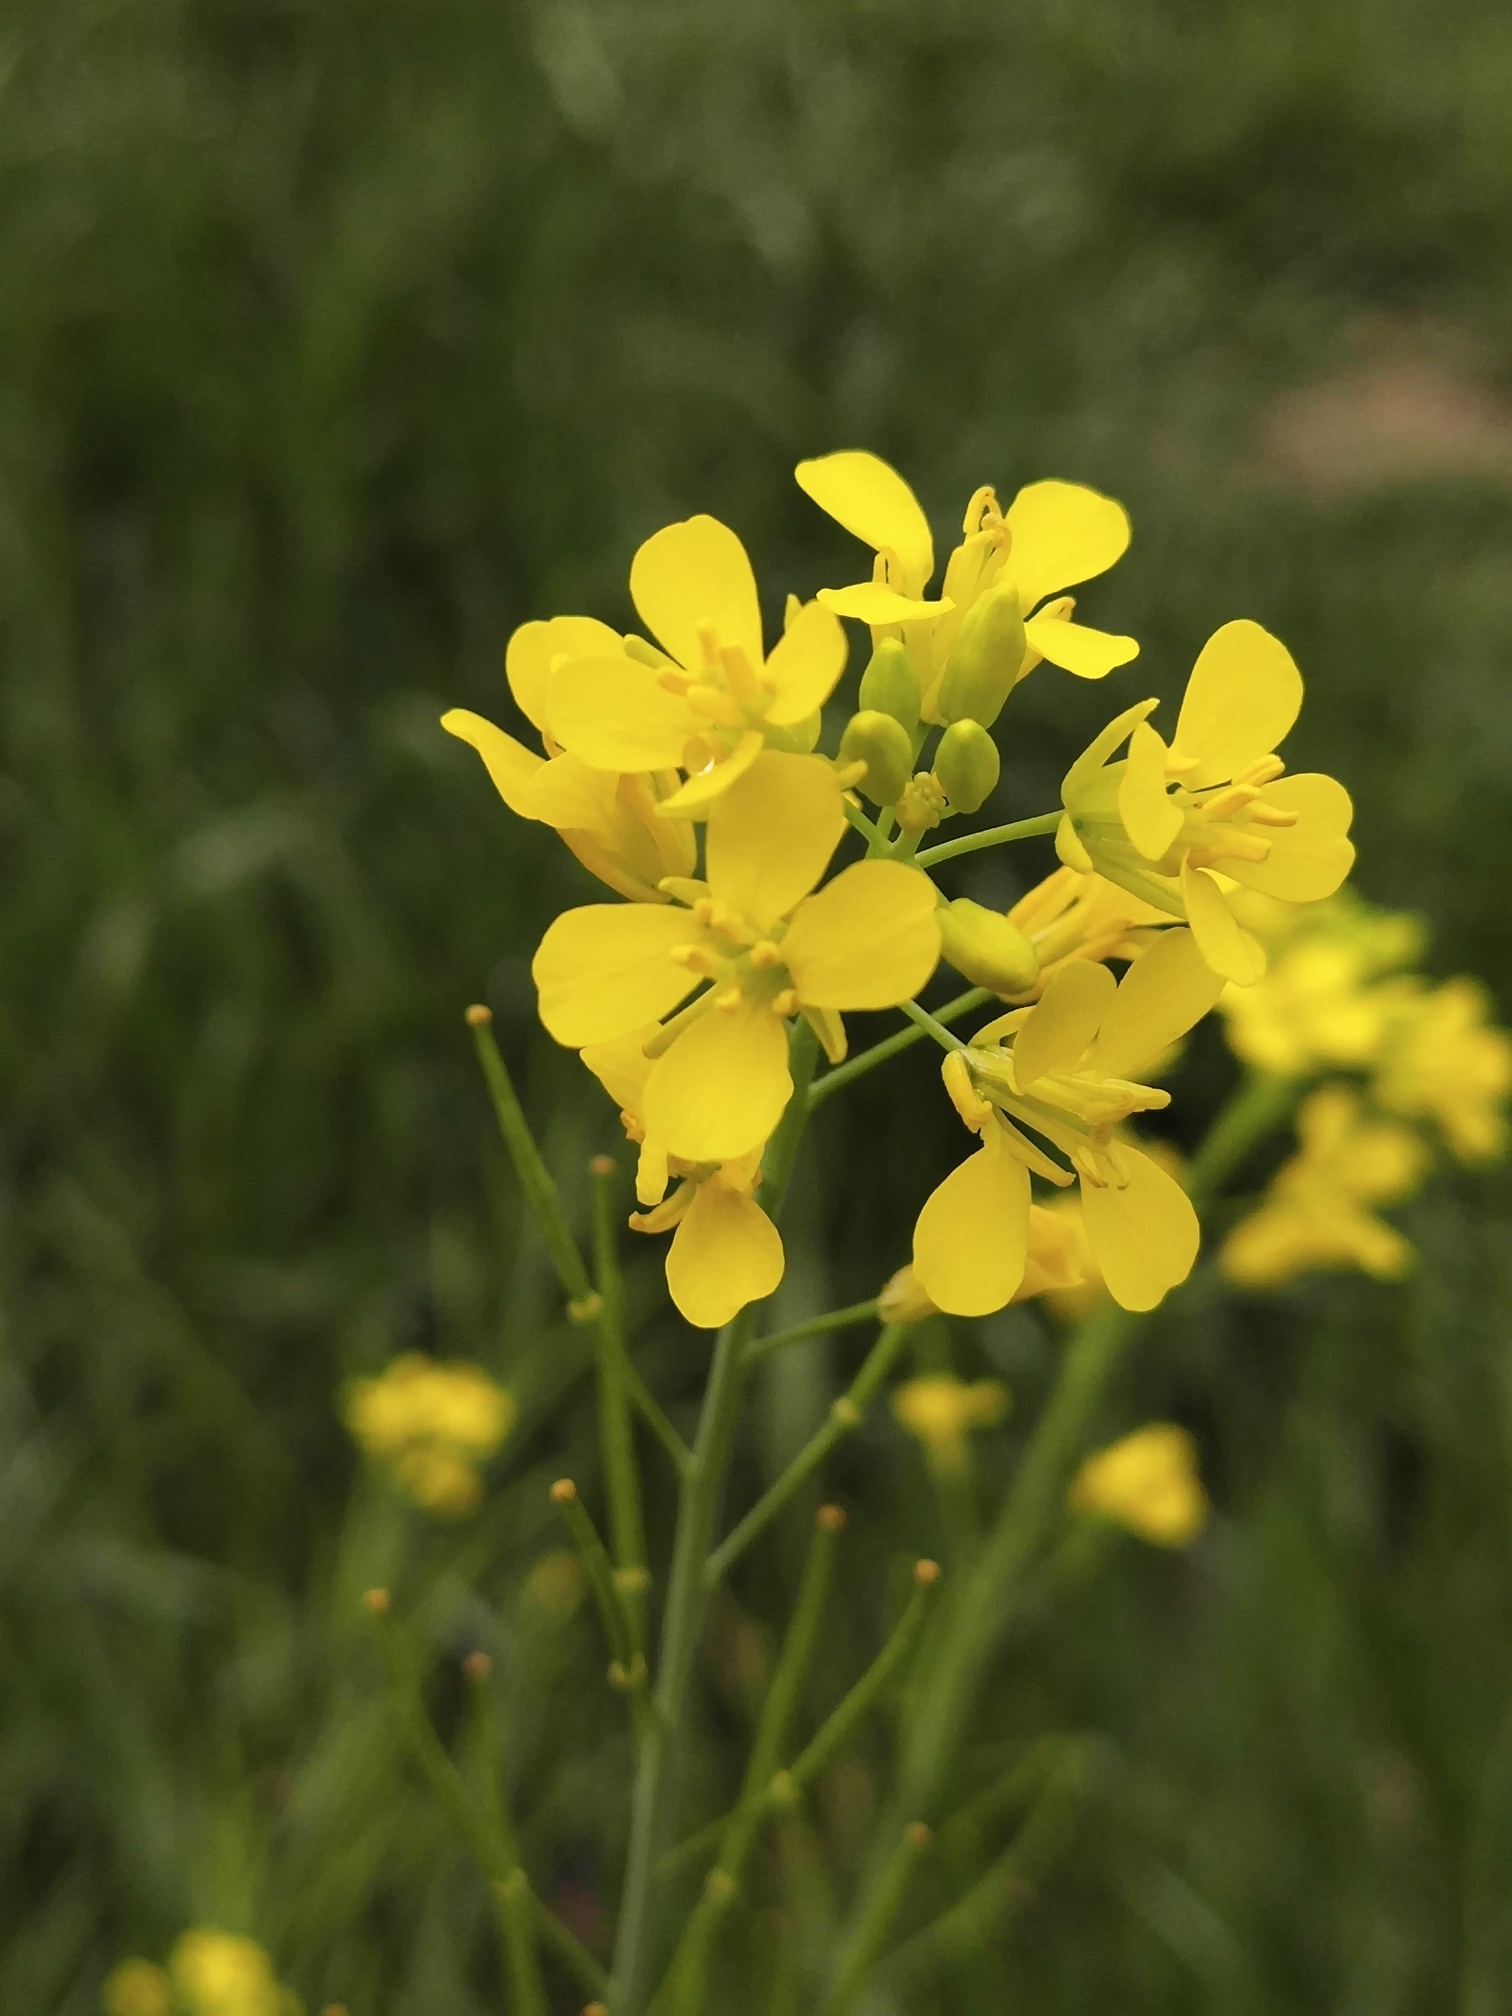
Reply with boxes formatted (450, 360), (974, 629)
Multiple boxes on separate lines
(7, 0), (1512, 2009)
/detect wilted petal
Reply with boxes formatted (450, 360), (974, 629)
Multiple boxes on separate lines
(629, 516), (764, 675)
(666, 1179), (785, 1328)
(533, 905), (700, 1046)
(705, 752), (844, 929)
(780, 862), (940, 1009)
(912, 1122), (1031, 1316)
(644, 1001), (792, 1162)
(1172, 620), (1302, 787)
(796, 450), (935, 598)
(1004, 480), (1131, 612)
(1080, 1143), (1199, 1311)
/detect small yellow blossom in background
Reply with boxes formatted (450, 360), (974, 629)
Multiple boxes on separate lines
(796, 450), (1139, 714)
(1070, 1425), (1208, 1547)
(535, 751), (940, 1162)
(344, 1355), (514, 1518)
(545, 515), (848, 813)
(892, 1375), (1010, 1473)
(913, 929), (1222, 1316)
(579, 1031), (783, 1327)
(523, 1548), (585, 1620)
(103, 1960), (172, 2016)
(1373, 977), (1512, 1164)
(1059, 621), (1355, 983)
(442, 614), (698, 903)
(169, 1931), (293, 2016)
(1222, 1085), (1428, 1289)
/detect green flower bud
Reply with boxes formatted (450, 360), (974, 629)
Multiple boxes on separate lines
(932, 720), (1000, 814)
(935, 582), (1026, 728)
(838, 709), (914, 807)
(858, 638), (922, 730)
(936, 899), (1040, 996)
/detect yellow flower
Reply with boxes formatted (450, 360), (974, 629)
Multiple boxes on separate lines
(581, 1031), (783, 1328)
(912, 929), (1223, 1316)
(443, 615), (698, 902)
(1373, 977), (1512, 1164)
(879, 1207), (1088, 1323)
(1003, 865), (1176, 1001)
(1217, 891), (1425, 1078)
(892, 1375), (1009, 1473)
(1070, 1425), (1208, 1547)
(103, 1960), (173, 2016)
(1221, 1084), (1427, 1288)
(344, 1356), (514, 1519)
(1058, 621), (1355, 984)
(796, 450), (1138, 721)
(167, 1930), (292, 2016)
(534, 752), (940, 1162)
(545, 516), (848, 814)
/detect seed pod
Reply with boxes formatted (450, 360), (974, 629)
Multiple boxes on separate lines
(932, 720), (1001, 814)
(936, 898), (1040, 995)
(935, 581), (1026, 727)
(838, 709), (914, 807)
(858, 638), (922, 730)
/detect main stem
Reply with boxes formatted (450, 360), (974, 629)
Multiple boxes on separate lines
(611, 1021), (821, 2015)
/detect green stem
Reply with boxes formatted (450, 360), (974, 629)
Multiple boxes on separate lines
(843, 799), (884, 848)
(912, 810), (1062, 869)
(897, 998), (969, 1055)
(781, 1565), (939, 1797)
(469, 1666), (553, 2016)
(807, 990), (993, 1109)
(611, 1021), (821, 2016)
(590, 1157), (649, 1637)
(529, 1898), (612, 2003)
(745, 1299), (880, 1366)
(816, 1823), (932, 2016)
(704, 1325), (911, 1588)
(621, 1357), (693, 1477)
(550, 1481), (646, 1708)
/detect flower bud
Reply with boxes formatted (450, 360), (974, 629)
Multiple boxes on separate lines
(838, 709), (913, 807)
(932, 720), (1000, 814)
(877, 1265), (938, 1323)
(895, 772), (947, 836)
(936, 898), (1040, 995)
(858, 638), (922, 730)
(935, 582), (1025, 727)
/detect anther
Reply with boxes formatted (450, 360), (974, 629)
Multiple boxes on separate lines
(714, 985), (743, 1011)
(748, 940), (783, 969)
(770, 989), (800, 1016)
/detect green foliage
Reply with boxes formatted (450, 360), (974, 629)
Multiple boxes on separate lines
(4, 0), (1512, 2010)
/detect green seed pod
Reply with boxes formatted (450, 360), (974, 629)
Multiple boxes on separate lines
(932, 719), (1001, 814)
(858, 637), (922, 730)
(935, 582), (1026, 728)
(936, 899), (1040, 996)
(838, 709), (914, 807)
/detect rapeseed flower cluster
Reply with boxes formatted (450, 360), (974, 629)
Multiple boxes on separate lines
(344, 1355), (514, 1517)
(103, 1931), (300, 2016)
(1069, 1425), (1209, 1548)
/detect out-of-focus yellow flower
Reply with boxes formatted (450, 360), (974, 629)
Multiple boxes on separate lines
(1217, 891), (1425, 1077)
(344, 1356), (514, 1519)
(892, 1375), (1009, 1473)
(103, 1960), (172, 2016)
(580, 1030), (783, 1328)
(168, 1930), (296, 2016)
(1221, 1085), (1427, 1288)
(1373, 977), (1512, 1164)
(913, 930), (1222, 1316)
(443, 615), (698, 902)
(535, 751), (940, 1163)
(545, 516), (847, 814)
(523, 1549), (585, 1620)
(796, 451), (1138, 725)
(1070, 1425), (1208, 1547)
(1059, 621), (1355, 984)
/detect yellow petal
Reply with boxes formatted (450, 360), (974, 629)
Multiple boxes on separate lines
(665, 1178), (785, 1327)
(1012, 960), (1116, 1086)
(533, 905), (700, 1046)
(1222, 774), (1355, 901)
(1181, 861), (1266, 985)
(643, 1000), (792, 1161)
(912, 1121), (1030, 1316)
(1003, 480), (1131, 612)
(1118, 720), (1184, 860)
(1090, 928), (1225, 1080)
(441, 709), (545, 819)
(1023, 613), (1139, 679)
(795, 450), (935, 597)
(817, 583), (950, 625)
(705, 752), (844, 929)
(1172, 620), (1302, 786)
(763, 599), (849, 725)
(629, 515), (764, 674)
(1079, 1143), (1199, 1311)
(506, 615), (623, 732)
(780, 861), (941, 1009)
(548, 655), (692, 771)
(579, 1029), (653, 1117)
(654, 728), (767, 815)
